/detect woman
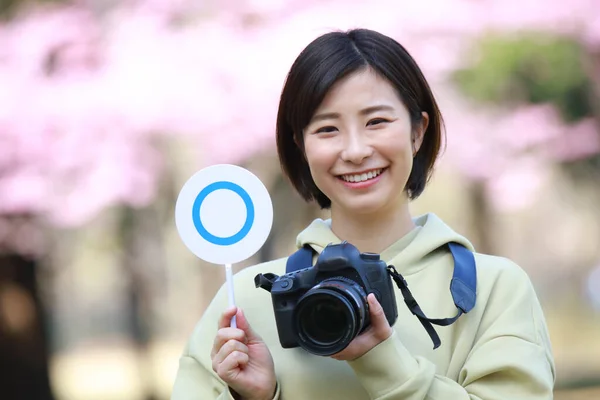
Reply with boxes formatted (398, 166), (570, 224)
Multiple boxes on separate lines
(172, 28), (555, 400)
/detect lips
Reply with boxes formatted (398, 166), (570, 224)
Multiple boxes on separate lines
(338, 168), (386, 183)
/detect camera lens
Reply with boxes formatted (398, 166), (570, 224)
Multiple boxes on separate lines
(294, 279), (368, 356)
(298, 292), (352, 344)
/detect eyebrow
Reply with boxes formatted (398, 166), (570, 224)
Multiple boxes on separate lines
(310, 105), (395, 123)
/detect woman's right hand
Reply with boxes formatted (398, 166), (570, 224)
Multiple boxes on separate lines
(211, 307), (277, 400)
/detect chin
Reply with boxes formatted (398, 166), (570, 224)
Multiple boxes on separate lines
(332, 198), (391, 218)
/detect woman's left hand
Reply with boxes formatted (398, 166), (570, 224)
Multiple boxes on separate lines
(330, 293), (393, 361)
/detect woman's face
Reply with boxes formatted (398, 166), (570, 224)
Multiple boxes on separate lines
(302, 68), (428, 218)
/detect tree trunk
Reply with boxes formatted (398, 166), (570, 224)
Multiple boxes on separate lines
(469, 181), (494, 255)
(0, 253), (55, 400)
(120, 206), (166, 400)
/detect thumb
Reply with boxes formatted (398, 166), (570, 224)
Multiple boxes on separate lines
(236, 308), (262, 342)
(368, 294), (391, 334)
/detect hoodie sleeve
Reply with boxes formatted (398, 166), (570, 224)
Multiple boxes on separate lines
(346, 264), (555, 400)
(171, 352), (282, 400)
(171, 352), (236, 400)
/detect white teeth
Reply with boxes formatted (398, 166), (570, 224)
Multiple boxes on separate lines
(341, 169), (383, 183)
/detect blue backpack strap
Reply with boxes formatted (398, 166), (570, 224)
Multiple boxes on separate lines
(286, 243), (476, 311)
(448, 242), (477, 313)
(386, 241), (477, 349)
(286, 245), (315, 273)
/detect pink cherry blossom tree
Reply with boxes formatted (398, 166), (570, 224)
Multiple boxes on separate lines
(1, 0), (598, 241)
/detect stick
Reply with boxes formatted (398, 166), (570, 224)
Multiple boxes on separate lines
(225, 263), (237, 328)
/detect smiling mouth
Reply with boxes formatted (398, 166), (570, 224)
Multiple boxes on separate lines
(338, 168), (386, 183)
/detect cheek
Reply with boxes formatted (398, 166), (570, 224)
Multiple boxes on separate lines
(303, 141), (339, 193)
(303, 140), (333, 170)
(378, 131), (413, 159)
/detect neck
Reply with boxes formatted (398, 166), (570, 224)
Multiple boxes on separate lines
(329, 201), (416, 254)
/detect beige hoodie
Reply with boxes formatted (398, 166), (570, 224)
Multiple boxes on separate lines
(172, 213), (555, 399)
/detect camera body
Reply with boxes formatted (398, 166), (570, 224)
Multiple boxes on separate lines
(255, 241), (398, 356)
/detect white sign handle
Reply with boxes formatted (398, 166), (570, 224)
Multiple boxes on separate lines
(225, 263), (237, 328)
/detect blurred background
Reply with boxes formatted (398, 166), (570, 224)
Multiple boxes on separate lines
(1, 0), (599, 399)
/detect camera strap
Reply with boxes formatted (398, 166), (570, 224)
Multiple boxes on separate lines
(285, 242), (477, 350)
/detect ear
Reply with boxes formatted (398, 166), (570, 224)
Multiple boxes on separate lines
(411, 112), (429, 157)
(294, 131), (307, 158)
(294, 132), (302, 148)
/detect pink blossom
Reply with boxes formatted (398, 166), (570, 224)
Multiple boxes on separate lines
(0, 0), (599, 231)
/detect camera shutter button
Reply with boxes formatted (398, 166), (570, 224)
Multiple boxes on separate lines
(279, 279), (291, 289)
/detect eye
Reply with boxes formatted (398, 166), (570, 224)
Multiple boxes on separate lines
(367, 118), (390, 126)
(315, 126), (337, 134)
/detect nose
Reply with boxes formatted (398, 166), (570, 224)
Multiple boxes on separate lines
(340, 132), (373, 164)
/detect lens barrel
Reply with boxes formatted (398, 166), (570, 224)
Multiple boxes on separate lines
(294, 278), (368, 356)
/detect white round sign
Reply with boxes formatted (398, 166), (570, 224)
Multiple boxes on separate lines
(175, 164), (273, 265)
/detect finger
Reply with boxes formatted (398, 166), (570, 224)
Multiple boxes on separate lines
(236, 308), (262, 342)
(330, 341), (363, 361)
(216, 350), (250, 381)
(211, 327), (247, 358)
(218, 306), (238, 329)
(211, 339), (249, 372)
(367, 294), (392, 336)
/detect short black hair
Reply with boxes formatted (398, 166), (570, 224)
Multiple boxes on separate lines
(276, 28), (444, 209)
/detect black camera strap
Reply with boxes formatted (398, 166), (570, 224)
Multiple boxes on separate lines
(285, 242), (477, 350)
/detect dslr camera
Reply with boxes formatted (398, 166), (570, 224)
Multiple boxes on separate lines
(254, 241), (398, 356)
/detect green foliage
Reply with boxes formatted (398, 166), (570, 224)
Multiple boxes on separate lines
(0, 0), (66, 19)
(0, 0), (19, 17)
(453, 32), (594, 123)
(562, 153), (600, 181)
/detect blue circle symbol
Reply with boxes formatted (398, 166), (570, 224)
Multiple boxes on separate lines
(192, 181), (255, 246)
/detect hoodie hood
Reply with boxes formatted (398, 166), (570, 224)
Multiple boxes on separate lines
(295, 213), (475, 276)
